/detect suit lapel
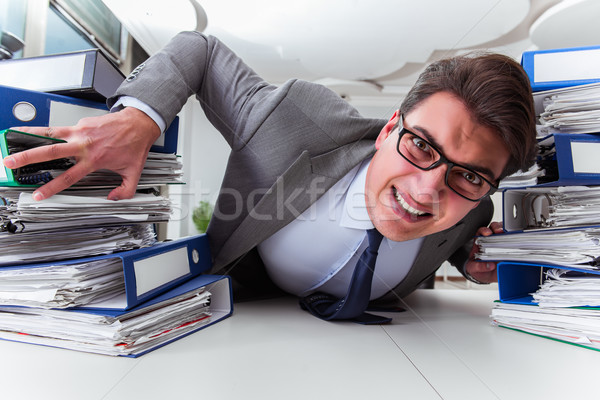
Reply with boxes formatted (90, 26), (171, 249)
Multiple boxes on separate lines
(402, 223), (466, 288)
(372, 222), (467, 305)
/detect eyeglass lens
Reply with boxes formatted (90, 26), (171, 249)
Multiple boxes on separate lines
(397, 129), (492, 200)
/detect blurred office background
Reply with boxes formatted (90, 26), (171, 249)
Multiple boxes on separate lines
(1, 0), (598, 285)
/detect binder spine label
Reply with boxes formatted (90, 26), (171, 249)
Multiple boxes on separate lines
(571, 141), (600, 174)
(133, 246), (192, 296)
(534, 49), (600, 84)
(48, 100), (108, 127)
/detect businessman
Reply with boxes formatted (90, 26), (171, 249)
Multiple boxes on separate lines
(4, 32), (537, 320)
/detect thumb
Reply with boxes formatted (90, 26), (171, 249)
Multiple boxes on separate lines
(108, 175), (140, 201)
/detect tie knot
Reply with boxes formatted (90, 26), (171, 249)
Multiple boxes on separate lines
(366, 228), (384, 251)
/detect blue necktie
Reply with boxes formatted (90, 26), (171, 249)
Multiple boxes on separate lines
(299, 228), (392, 325)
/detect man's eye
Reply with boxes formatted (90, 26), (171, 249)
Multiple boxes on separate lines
(411, 137), (430, 152)
(462, 171), (482, 185)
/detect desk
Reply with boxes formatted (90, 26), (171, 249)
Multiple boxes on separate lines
(1, 289), (598, 400)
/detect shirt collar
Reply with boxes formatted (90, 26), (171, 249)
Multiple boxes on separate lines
(340, 159), (375, 230)
(339, 159), (421, 250)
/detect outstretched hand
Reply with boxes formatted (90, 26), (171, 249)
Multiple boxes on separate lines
(464, 221), (504, 283)
(2, 107), (161, 201)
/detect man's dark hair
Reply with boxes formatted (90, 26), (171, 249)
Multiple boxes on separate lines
(400, 52), (537, 179)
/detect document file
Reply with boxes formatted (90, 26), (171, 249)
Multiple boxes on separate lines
(475, 227), (600, 268)
(0, 129), (68, 186)
(0, 223), (156, 266)
(0, 257), (127, 309)
(0, 189), (172, 234)
(522, 45), (600, 92)
(0, 49), (124, 101)
(0, 274), (233, 357)
(0, 234), (212, 310)
(492, 261), (600, 352)
(491, 45), (600, 353)
(534, 133), (600, 187)
(0, 129), (183, 187)
(0, 85), (179, 154)
(502, 186), (600, 232)
(534, 82), (600, 137)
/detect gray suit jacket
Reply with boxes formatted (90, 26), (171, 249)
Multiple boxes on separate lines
(108, 31), (492, 304)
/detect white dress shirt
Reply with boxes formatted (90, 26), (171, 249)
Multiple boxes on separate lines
(258, 159), (424, 300)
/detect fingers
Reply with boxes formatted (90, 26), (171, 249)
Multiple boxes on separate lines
(31, 162), (92, 201)
(3, 141), (79, 169)
(11, 126), (70, 139)
(107, 175), (141, 201)
(476, 221), (504, 237)
(3, 126), (74, 170)
(3, 126), (88, 201)
(466, 261), (498, 283)
(489, 221), (503, 234)
(469, 261), (496, 274)
(467, 222), (503, 283)
(7, 109), (159, 201)
(32, 165), (142, 202)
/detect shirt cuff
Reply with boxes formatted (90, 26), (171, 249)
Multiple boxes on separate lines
(110, 96), (167, 133)
(463, 268), (490, 285)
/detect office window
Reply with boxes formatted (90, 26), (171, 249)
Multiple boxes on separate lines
(45, 4), (96, 55)
(0, 0), (27, 59)
(1, 0), (147, 73)
(52, 0), (121, 58)
(48, 0), (148, 71)
(1, 0), (148, 72)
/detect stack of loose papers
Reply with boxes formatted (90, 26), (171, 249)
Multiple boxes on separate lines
(508, 186), (600, 229)
(475, 227), (600, 269)
(539, 187), (600, 228)
(0, 189), (165, 264)
(0, 258), (125, 308)
(0, 285), (212, 357)
(491, 303), (600, 350)
(2, 151), (182, 187)
(76, 152), (183, 186)
(498, 164), (546, 189)
(0, 189), (172, 233)
(533, 268), (600, 308)
(536, 82), (600, 136)
(491, 268), (600, 350)
(0, 224), (155, 265)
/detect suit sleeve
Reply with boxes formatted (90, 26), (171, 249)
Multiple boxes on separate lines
(107, 31), (269, 149)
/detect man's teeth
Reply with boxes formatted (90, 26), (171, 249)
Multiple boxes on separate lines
(395, 191), (427, 216)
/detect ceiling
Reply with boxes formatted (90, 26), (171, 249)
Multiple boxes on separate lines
(104, 0), (599, 105)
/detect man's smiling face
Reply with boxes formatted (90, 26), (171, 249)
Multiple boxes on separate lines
(365, 91), (510, 241)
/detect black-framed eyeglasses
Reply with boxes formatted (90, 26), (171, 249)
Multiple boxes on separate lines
(395, 116), (498, 202)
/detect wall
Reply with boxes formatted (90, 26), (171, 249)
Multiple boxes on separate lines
(166, 97), (230, 239)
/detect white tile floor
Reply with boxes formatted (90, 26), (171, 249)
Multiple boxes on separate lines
(434, 277), (498, 291)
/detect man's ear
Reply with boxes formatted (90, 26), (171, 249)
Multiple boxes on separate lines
(375, 110), (400, 150)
